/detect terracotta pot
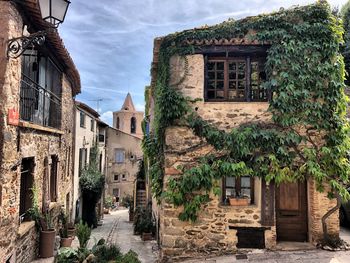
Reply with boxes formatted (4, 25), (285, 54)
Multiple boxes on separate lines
(39, 229), (56, 258)
(141, 232), (153, 241)
(67, 228), (75, 238)
(229, 198), (250, 206)
(60, 237), (73, 247)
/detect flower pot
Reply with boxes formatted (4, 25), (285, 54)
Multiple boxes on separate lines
(60, 237), (73, 247)
(39, 229), (56, 258)
(141, 232), (153, 241)
(67, 227), (75, 238)
(229, 198), (250, 206)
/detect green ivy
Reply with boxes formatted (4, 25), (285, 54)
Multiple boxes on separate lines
(143, 1), (350, 221)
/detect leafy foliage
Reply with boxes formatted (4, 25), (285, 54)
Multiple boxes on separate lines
(76, 220), (91, 248)
(144, 1), (350, 221)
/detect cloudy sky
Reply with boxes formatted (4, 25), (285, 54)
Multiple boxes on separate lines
(59, 0), (347, 125)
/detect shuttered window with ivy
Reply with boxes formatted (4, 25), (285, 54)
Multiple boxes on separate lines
(205, 56), (268, 102)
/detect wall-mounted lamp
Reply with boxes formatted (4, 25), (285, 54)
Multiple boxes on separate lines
(7, 0), (71, 58)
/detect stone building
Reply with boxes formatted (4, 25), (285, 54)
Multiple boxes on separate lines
(0, 1), (80, 262)
(147, 5), (341, 261)
(105, 94), (143, 202)
(72, 101), (107, 223)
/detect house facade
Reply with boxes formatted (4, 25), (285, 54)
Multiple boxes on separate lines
(72, 101), (107, 223)
(105, 94), (143, 201)
(147, 4), (341, 261)
(0, 1), (80, 262)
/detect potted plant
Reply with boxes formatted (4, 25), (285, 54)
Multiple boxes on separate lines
(27, 186), (56, 258)
(133, 207), (154, 241)
(59, 210), (73, 247)
(228, 195), (251, 206)
(76, 220), (91, 248)
(67, 222), (76, 238)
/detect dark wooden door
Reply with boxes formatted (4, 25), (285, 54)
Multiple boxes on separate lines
(276, 181), (308, 242)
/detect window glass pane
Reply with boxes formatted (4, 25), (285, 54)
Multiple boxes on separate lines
(241, 188), (251, 198)
(238, 71), (245, 79)
(228, 90), (236, 99)
(226, 177), (235, 187)
(217, 71), (224, 80)
(237, 90), (245, 99)
(216, 90), (224, 99)
(241, 177), (251, 187)
(208, 71), (215, 79)
(238, 81), (245, 89)
(207, 62), (215, 71)
(208, 81), (215, 89)
(229, 62), (236, 71)
(216, 81), (224, 89)
(207, 90), (215, 99)
(229, 71), (236, 80)
(226, 188), (236, 197)
(238, 62), (245, 71)
(229, 81), (236, 89)
(217, 62), (224, 70)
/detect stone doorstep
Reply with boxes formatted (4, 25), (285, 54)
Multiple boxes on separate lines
(275, 241), (316, 251)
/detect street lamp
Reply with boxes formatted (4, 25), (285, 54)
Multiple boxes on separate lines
(38, 0), (71, 27)
(7, 0), (71, 58)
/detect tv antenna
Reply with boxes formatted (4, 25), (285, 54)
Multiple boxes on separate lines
(89, 98), (110, 113)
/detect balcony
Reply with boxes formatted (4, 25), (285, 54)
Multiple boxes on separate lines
(20, 74), (61, 129)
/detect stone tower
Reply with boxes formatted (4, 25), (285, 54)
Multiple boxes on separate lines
(113, 93), (144, 138)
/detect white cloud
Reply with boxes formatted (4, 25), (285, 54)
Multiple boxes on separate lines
(135, 103), (145, 112)
(61, 0), (348, 119)
(100, 111), (113, 126)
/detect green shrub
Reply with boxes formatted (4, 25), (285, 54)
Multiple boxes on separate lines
(133, 207), (154, 234)
(76, 220), (91, 248)
(104, 195), (114, 209)
(92, 243), (121, 262)
(116, 250), (141, 263)
(56, 248), (78, 263)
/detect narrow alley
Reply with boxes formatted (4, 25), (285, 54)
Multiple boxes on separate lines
(72, 209), (158, 263)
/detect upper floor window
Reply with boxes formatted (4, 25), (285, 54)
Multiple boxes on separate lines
(20, 52), (62, 129)
(130, 117), (136, 134)
(116, 117), (120, 129)
(205, 56), (268, 102)
(80, 112), (85, 128)
(91, 119), (94, 131)
(115, 149), (125, 163)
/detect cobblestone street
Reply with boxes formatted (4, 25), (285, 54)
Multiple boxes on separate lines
(72, 209), (158, 262)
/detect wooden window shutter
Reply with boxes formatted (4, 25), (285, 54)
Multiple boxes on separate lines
(204, 55), (208, 101)
(261, 179), (275, 226)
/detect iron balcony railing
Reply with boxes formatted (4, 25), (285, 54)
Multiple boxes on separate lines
(20, 74), (61, 129)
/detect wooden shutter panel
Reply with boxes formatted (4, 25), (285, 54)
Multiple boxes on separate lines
(261, 179), (275, 226)
(204, 55), (208, 101)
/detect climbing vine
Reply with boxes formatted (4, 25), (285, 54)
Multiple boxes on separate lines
(143, 1), (350, 221)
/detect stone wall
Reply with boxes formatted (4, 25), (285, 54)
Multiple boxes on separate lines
(0, 2), (75, 261)
(155, 53), (340, 260)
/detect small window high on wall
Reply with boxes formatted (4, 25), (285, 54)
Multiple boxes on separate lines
(116, 117), (120, 129)
(130, 117), (136, 134)
(204, 52), (268, 102)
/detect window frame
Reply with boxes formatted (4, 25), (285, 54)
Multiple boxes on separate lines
(114, 174), (119, 181)
(130, 117), (136, 134)
(49, 155), (58, 203)
(115, 149), (125, 163)
(204, 55), (269, 102)
(80, 111), (85, 128)
(222, 176), (255, 205)
(90, 119), (94, 132)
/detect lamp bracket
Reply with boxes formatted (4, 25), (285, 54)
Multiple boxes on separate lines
(7, 30), (47, 59)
